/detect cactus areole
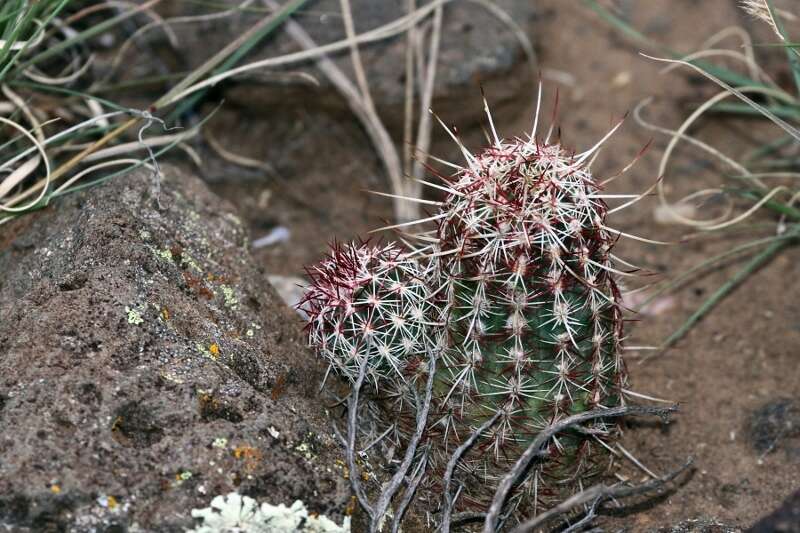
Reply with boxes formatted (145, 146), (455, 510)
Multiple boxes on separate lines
(427, 134), (628, 510)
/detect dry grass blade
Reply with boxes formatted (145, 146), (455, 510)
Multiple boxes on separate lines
(261, 0), (405, 220)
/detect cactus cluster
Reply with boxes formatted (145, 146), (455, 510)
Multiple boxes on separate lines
(301, 101), (631, 519)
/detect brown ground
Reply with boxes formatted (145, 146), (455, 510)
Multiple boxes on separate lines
(206, 1), (800, 529)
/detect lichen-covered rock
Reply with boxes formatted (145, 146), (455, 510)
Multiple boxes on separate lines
(0, 166), (350, 532)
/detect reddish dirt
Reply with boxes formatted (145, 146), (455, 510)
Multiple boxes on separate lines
(208, 1), (800, 529)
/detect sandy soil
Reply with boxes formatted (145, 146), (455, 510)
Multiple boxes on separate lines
(206, 1), (800, 529)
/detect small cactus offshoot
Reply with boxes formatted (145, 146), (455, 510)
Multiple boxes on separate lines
(301, 88), (656, 525)
(301, 241), (438, 388)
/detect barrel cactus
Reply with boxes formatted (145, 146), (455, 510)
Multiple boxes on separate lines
(421, 126), (629, 513)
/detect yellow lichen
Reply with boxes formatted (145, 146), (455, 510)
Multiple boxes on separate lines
(345, 496), (357, 516)
(50, 484), (61, 494)
(209, 343), (220, 359)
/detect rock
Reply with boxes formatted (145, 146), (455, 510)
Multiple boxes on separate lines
(267, 275), (308, 318)
(746, 398), (800, 458)
(157, 0), (536, 130)
(0, 166), (350, 532)
(749, 490), (800, 532)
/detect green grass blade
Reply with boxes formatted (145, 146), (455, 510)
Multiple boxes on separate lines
(662, 232), (797, 348)
(10, 0), (159, 79)
(708, 102), (800, 120)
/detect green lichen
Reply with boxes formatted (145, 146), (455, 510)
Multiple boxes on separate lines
(195, 342), (212, 359)
(154, 248), (173, 262)
(292, 432), (317, 461)
(221, 285), (238, 310)
(182, 252), (203, 273)
(125, 306), (144, 325)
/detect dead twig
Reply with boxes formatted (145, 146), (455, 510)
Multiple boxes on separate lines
(345, 356), (375, 517)
(440, 410), (503, 533)
(509, 458), (694, 533)
(482, 404), (679, 533)
(261, 0), (405, 222)
(370, 351), (438, 531)
(391, 445), (431, 533)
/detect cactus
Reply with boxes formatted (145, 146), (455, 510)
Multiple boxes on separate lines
(301, 98), (634, 521)
(419, 120), (629, 512)
(300, 241), (438, 388)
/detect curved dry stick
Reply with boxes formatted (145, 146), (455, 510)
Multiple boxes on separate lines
(407, 4), (443, 221)
(370, 351), (438, 532)
(261, 0), (405, 221)
(339, 0), (375, 114)
(440, 410), (503, 533)
(509, 458), (694, 533)
(482, 404), (678, 533)
(346, 356), (376, 517)
(390, 446), (430, 533)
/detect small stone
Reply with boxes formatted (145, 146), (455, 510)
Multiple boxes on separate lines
(750, 489), (800, 532)
(746, 398), (800, 457)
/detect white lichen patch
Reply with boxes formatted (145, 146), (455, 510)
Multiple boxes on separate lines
(212, 437), (228, 449)
(154, 248), (173, 262)
(125, 306), (144, 325)
(221, 285), (238, 310)
(189, 493), (350, 533)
